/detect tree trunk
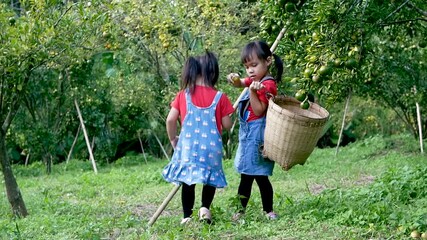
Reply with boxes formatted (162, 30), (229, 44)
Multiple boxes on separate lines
(0, 131), (28, 217)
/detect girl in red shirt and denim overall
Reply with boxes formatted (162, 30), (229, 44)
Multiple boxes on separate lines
(227, 41), (284, 221)
(163, 51), (234, 224)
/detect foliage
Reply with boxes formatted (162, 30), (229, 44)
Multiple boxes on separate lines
(259, 0), (426, 138)
(1, 134), (426, 239)
(2, 0), (261, 166)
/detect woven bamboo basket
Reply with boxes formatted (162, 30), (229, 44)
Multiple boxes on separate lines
(263, 96), (329, 171)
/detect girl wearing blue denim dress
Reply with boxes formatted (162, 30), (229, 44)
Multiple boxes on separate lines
(163, 52), (234, 224)
(227, 41), (283, 220)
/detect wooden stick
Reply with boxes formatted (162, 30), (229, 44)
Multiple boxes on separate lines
(416, 102), (424, 154)
(148, 184), (181, 227)
(66, 125), (81, 164)
(335, 90), (351, 156)
(153, 131), (169, 160)
(74, 99), (98, 174)
(138, 132), (148, 164)
(24, 151), (30, 166)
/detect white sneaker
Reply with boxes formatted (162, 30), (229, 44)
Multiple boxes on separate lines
(198, 207), (212, 224)
(266, 211), (278, 220)
(180, 217), (192, 225)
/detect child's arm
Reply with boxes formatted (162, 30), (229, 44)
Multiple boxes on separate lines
(166, 108), (179, 149)
(221, 115), (232, 131)
(249, 82), (268, 116)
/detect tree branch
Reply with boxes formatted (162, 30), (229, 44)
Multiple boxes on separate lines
(379, 18), (427, 26)
(384, 0), (411, 21)
(408, 1), (427, 17)
(54, 3), (75, 28)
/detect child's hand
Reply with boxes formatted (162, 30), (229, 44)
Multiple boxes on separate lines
(249, 81), (265, 91)
(227, 73), (241, 87)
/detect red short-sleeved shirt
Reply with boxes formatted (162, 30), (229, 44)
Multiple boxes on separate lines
(243, 77), (277, 122)
(171, 85), (235, 134)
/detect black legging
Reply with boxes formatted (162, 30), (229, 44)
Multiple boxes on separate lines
(237, 174), (273, 213)
(181, 183), (216, 218)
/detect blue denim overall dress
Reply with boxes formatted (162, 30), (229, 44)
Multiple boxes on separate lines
(234, 77), (275, 176)
(162, 90), (227, 188)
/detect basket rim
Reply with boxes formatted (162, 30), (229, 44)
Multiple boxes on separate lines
(269, 95), (329, 122)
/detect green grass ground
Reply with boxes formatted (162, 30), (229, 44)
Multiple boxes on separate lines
(1, 134), (426, 239)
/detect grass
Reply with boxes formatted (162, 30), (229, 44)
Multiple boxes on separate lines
(1, 134), (426, 239)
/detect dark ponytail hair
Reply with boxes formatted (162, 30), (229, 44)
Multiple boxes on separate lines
(241, 41), (283, 83)
(181, 56), (201, 93)
(198, 51), (219, 87)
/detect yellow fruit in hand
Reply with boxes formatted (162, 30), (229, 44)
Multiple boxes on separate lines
(232, 76), (240, 83)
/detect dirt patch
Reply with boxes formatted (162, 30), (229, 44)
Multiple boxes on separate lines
(132, 203), (180, 219)
(309, 174), (376, 195)
(354, 175), (375, 185)
(309, 184), (327, 195)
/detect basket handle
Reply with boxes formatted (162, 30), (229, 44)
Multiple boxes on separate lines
(266, 92), (275, 101)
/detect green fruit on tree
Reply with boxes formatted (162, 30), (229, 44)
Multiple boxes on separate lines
(345, 58), (358, 69)
(271, 24), (278, 31)
(295, 89), (307, 102)
(300, 100), (310, 109)
(318, 65), (332, 75)
(303, 68), (313, 78)
(334, 58), (343, 68)
(162, 42), (170, 48)
(285, 2), (296, 12)
(9, 17), (16, 26)
(290, 77), (299, 83)
(312, 32), (320, 41)
(102, 31), (111, 39)
(307, 55), (317, 63)
(419, 41), (427, 48)
(421, 232), (427, 239)
(312, 74), (320, 83)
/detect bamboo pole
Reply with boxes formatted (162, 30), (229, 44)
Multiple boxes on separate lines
(147, 184), (181, 227)
(335, 90), (351, 156)
(74, 99), (98, 174)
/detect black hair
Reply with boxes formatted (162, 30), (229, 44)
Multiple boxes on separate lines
(181, 51), (220, 93)
(240, 41), (283, 82)
(198, 51), (219, 87)
(181, 56), (201, 93)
